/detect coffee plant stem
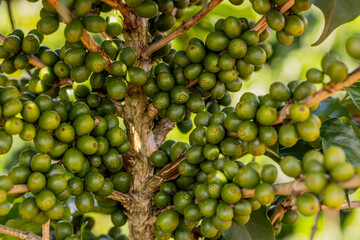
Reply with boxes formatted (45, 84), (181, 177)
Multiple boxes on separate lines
(242, 175), (360, 197)
(8, 174), (360, 205)
(270, 195), (296, 224)
(147, 154), (186, 192)
(100, 0), (136, 29)
(0, 33), (46, 68)
(143, 0), (224, 57)
(42, 220), (50, 240)
(0, 224), (41, 240)
(153, 118), (176, 146)
(274, 67), (360, 125)
(7, 185), (131, 208)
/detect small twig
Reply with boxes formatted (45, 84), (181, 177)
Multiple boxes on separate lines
(291, 201), (360, 212)
(42, 220), (50, 240)
(8, 184), (131, 207)
(310, 212), (320, 240)
(53, 78), (72, 88)
(100, 0), (136, 29)
(273, 67), (360, 125)
(147, 154), (186, 193)
(0, 224), (41, 240)
(242, 175), (360, 198)
(270, 195), (296, 224)
(7, 184), (29, 194)
(5, 0), (15, 30)
(153, 118), (176, 147)
(186, 78), (199, 88)
(105, 191), (131, 210)
(251, 0), (295, 34)
(101, 32), (113, 40)
(143, 0), (224, 57)
(147, 103), (158, 119)
(26, 70), (33, 77)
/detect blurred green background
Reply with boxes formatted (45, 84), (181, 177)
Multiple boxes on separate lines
(0, 0), (360, 239)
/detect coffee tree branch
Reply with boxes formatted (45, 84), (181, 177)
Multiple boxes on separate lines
(100, 0), (136, 29)
(42, 220), (50, 240)
(7, 184), (131, 207)
(242, 175), (360, 198)
(147, 154), (186, 193)
(270, 195), (296, 224)
(273, 67), (360, 125)
(153, 118), (176, 147)
(0, 224), (41, 240)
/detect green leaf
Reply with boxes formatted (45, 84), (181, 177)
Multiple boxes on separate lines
(340, 117), (360, 136)
(279, 140), (314, 160)
(311, 0), (360, 46)
(320, 118), (360, 167)
(313, 97), (350, 119)
(346, 82), (360, 110)
(265, 140), (314, 161)
(222, 207), (274, 240)
(0, 202), (20, 225)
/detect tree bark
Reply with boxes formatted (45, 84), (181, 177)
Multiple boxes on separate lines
(122, 15), (158, 240)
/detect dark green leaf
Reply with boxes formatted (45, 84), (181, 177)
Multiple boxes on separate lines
(320, 118), (360, 167)
(265, 140), (314, 161)
(311, 0), (360, 46)
(279, 140), (314, 160)
(0, 202), (20, 225)
(340, 117), (360, 136)
(265, 144), (282, 163)
(223, 207), (274, 240)
(346, 82), (360, 110)
(313, 97), (350, 119)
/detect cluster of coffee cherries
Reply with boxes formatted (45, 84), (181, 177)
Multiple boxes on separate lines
(0, 28), (43, 74)
(233, 88), (321, 155)
(0, 73), (132, 230)
(144, 15), (276, 126)
(282, 147), (355, 216)
(306, 53), (350, 85)
(154, 137), (277, 238)
(35, 0), (120, 37)
(152, 136), (356, 239)
(250, 0), (311, 46)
